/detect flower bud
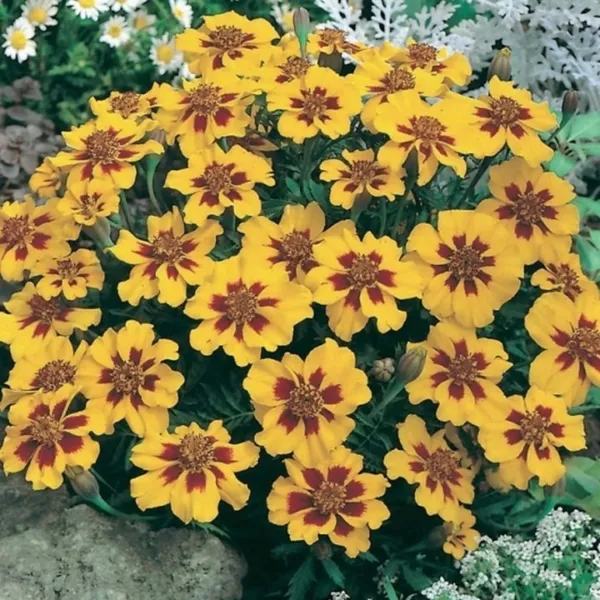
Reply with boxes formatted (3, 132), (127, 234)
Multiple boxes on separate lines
(396, 347), (427, 384)
(311, 539), (333, 560)
(487, 48), (512, 82)
(427, 525), (447, 549)
(65, 466), (101, 502)
(369, 358), (395, 383)
(562, 91), (580, 119)
(404, 147), (419, 182)
(83, 216), (113, 248)
(318, 50), (343, 73)
(293, 8), (311, 58)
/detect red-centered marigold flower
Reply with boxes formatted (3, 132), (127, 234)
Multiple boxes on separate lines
(406, 210), (524, 328)
(384, 414), (475, 521)
(154, 73), (255, 157)
(51, 113), (163, 189)
(243, 338), (371, 464)
(476, 157), (578, 265)
(89, 90), (155, 123)
(29, 157), (62, 198)
(256, 49), (313, 92)
(238, 202), (355, 283)
(478, 386), (585, 489)
(444, 76), (557, 166)
(165, 144), (275, 226)
(77, 320), (185, 436)
(442, 507), (479, 559)
(0, 385), (103, 490)
(267, 65), (362, 143)
(111, 207), (222, 307)
(304, 229), (423, 342)
(0, 196), (74, 282)
(306, 27), (365, 57)
(406, 321), (511, 426)
(267, 447), (390, 557)
(130, 420), (260, 524)
(58, 178), (120, 227)
(319, 148), (405, 209)
(176, 11), (279, 73)
(526, 292), (600, 406)
(184, 253), (313, 367)
(0, 282), (101, 361)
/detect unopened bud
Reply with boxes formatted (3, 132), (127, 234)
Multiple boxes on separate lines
(312, 539), (333, 560)
(396, 347), (427, 384)
(293, 8), (311, 58)
(562, 91), (580, 119)
(427, 525), (447, 549)
(487, 48), (512, 82)
(65, 466), (100, 502)
(318, 50), (343, 73)
(404, 147), (419, 182)
(83, 216), (113, 248)
(369, 358), (395, 383)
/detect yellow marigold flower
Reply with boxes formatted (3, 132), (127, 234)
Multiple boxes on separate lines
(406, 210), (524, 328)
(306, 27), (365, 56)
(130, 420), (260, 524)
(0, 385), (103, 490)
(0, 282), (101, 361)
(89, 90), (155, 124)
(154, 74), (255, 157)
(1, 337), (87, 411)
(406, 320), (511, 426)
(442, 507), (479, 559)
(30, 249), (105, 301)
(476, 157), (578, 265)
(111, 207), (221, 307)
(374, 91), (468, 186)
(29, 157), (62, 198)
(0, 196), (74, 281)
(348, 55), (444, 130)
(526, 292), (600, 406)
(267, 65), (362, 143)
(165, 145), (274, 226)
(531, 247), (599, 301)
(58, 178), (120, 227)
(224, 103), (279, 159)
(238, 202), (355, 283)
(384, 414), (475, 521)
(243, 338), (371, 464)
(184, 254), (313, 367)
(255, 48), (313, 92)
(176, 10), (279, 73)
(478, 386), (585, 489)
(445, 76), (557, 166)
(78, 320), (184, 436)
(320, 148), (405, 209)
(51, 113), (163, 189)
(304, 229), (423, 342)
(267, 447), (390, 558)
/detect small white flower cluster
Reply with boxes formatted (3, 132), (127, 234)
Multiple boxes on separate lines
(330, 592), (351, 600)
(422, 508), (600, 600)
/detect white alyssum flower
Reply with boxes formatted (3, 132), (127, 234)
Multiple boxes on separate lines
(100, 15), (131, 47)
(149, 33), (183, 74)
(130, 8), (156, 33)
(67, 0), (110, 21)
(21, 0), (59, 30)
(3, 18), (36, 63)
(169, 0), (192, 28)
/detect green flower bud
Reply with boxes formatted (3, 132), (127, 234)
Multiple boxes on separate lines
(369, 358), (395, 383)
(293, 8), (311, 58)
(65, 466), (101, 502)
(396, 347), (427, 384)
(487, 48), (512, 82)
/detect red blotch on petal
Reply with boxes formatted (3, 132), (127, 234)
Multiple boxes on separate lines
(287, 491), (313, 513)
(186, 470), (207, 492)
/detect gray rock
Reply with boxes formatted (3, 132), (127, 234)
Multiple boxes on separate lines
(0, 475), (247, 600)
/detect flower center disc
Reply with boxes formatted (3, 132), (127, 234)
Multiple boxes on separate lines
(448, 354), (478, 384)
(313, 481), (346, 514)
(30, 416), (62, 445)
(204, 163), (232, 193)
(29, 295), (62, 324)
(348, 254), (378, 289)
(110, 92), (141, 118)
(568, 327), (600, 362)
(281, 56), (311, 80)
(425, 449), (459, 482)
(412, 116), (443, 142)
(384, 67), (415, 92)
(85, 130), (119, 162)
(151, 232), (184, 264)
(489, 96), (522, 127)
(513, 190), (545, 224)
(225, 286), (258, 324)
(408, 43), (437, 68)
(55, 258), (80, 280)
(179, 433), (215, 472)
(110, 361), (143, 394)
(448, 246), (484, 280)
(350, 160), (378, 185)
(1, 216), (33, 247)
(189, 83), (221, 115)
(550, 264), (582, 297)
(520, 413), (548, 446)
(287, 383), (324, 418)
(210, 26), (247, 51)
(280, 231), (313, 266)
(33, 360), (77, 392)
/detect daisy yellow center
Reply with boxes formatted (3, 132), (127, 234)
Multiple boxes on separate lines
(134, 15), (149, 30)
(1, 215), (33, 248)
(210, 25), (249, 51)
(29, 294), (62, 324)
(79, 0), (97, 6)
(425, 448), (459, 482)
(203, 163), (232, 193)
(448, 354), (479, 384)
(383, 67), (415, 92)
(110, 360), (143, 394)
(489, 96), (522, 127)
(151, 232), (184, 264)
(549, 264), (582, 298)
(350, 159), (379, 185)
(568, 327), (600, 362)
(280, 56), (311, 80)
(110, 92), (141, 118)
(348, 254), (379, 289)
(313, 481), (346, 515)
(85, 130), (120, 162)
(448, 246), (484, 280)
(173, 6), (185, 19)
(287, 383), (324, 418)
(519, 412), (548, 446)
(108, 24), (123, 38)
(408, 43), (437, 67)
(189, 83), (221, 115)
(411, 116), (444, 142)
(225, 285), (258, 324)
(33, 360), (77, 392)
(280, 231), (313, 267)
(178, 434), (215, 472)
(28, 7), (48, 24)
(156, 44), (174, 63)
(512, 190), (546, 224)
(30, 416), (62, 445)
(10, 31), (28, 51)
(301, 88), (334, 119)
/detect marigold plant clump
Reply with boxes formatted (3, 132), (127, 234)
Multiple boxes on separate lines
(0, 10), (597, 599)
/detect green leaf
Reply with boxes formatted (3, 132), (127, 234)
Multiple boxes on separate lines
(321, 558), (345, 587)
(401, 564), (433, 592)
(286, 555), (316, 600)
(383, 575), (400, 600)
(546, 152), (578, 177)
(564, 113), (600, 141)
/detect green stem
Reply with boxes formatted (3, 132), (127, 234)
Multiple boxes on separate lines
(119, 191), (134, 231)
(90, 495), (161, 521)
(145, 157), (164, 215)
(300, 136), (318, 200)
(374, 376), (408, 416)
(456, 156), (493, 207)
(378, 197), (387, 236)
(390, 171), (416, 238)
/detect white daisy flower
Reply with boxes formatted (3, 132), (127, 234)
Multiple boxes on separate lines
(149, 33), (183, 75)
(3, 18), (36, 63)
(21, 0), (59, 30)
(111, 0), (141, 13)
(130, 8), (156, 33)
(67, 0), (110, 21)
(169, 0), (192, 28)
(100, 16), (132, 47)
